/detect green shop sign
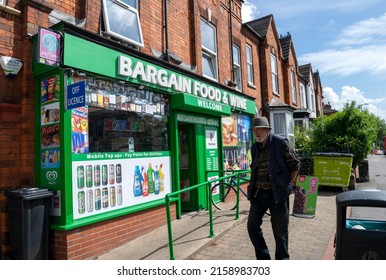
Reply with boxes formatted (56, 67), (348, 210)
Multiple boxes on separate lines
(62, 33), (255, 114)
(176, 113), (219, 126)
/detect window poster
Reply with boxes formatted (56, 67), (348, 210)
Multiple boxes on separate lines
(72, 153), (171, 219)
(222, 114), (252, 172)
(39, 75), (62, 216)
(205, 128), (219, 171)
(40, 101), (60, 169)
(71, 107), (89, 154)
(40, 75), (61, 103)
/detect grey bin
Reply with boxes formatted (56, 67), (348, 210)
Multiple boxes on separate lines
(5, 187), (54, 260)
(335, 190), (386, 260)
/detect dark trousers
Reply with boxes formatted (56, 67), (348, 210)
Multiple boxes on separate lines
(247, 189), (290, 260)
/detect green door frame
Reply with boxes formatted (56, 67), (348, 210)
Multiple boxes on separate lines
(170, 112), (222, 215)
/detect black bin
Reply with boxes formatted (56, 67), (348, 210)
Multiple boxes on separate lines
(335, 190), (386, 260)
(5, 187), (54, 260)
(358, 159), (369, 182)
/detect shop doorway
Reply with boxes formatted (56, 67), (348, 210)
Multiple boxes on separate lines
(177, 121), (222, 212)
(178, 123), (198, 211)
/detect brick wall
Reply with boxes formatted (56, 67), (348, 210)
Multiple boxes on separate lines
(0, 104), (22, 189)
(51, 204), (176, 260)
(282, 50), (300, 108)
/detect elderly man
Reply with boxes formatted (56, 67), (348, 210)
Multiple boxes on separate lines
(247, 116), (300, 260)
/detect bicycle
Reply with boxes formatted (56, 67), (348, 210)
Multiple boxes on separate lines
(211, 169), (248, 211)
(210, 168), (271, 217)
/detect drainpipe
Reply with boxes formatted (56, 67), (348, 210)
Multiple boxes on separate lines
(258, 43), (266, 116)
(163, 0), (170, 62)
(229, 0), (234, 83)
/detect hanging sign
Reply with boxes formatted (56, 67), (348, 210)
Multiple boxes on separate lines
(37, 27), (61, 66)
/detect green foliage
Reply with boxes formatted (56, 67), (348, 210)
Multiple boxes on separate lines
(307, 101), (378, 167)
(294, 125), (313, 155)
(375, 116), (386, 148)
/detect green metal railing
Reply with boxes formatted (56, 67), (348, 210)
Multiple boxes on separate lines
(164, 169), (250, 260)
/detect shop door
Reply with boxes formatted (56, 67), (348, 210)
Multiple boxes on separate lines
(178, 122), (222, 212)
(178, 123), (198, 211)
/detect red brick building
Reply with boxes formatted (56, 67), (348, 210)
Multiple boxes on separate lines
(0, 0), (323, 260)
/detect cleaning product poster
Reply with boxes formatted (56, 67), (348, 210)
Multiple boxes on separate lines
(293, 175), (319, 218)
(71, 154), (171, 219)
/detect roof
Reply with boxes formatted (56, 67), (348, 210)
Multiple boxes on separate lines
(244, 14), (273, 38)
(279, 32), (292, 60)
(269, 98), (289, 107)
(299, 63), (312, 82)
(323, 102), (338, 115)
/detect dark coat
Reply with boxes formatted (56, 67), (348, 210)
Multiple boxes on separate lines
(247, 133), (293, 203)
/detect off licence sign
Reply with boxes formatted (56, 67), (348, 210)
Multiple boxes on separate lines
(66, 81), (85, 110)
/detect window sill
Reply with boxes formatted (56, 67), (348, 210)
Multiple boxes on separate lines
(247, 83), (256, 89)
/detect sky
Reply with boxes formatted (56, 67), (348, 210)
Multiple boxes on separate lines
(241, 0), (386, 122)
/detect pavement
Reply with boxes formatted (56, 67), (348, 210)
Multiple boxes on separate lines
(96, 154), (386, 260)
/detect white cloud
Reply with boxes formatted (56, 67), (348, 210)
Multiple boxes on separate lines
(299, 13), (386, 77)
(299, 45), (386, 77)
(323, 86), (386, 121)
(241, 0), (259, 23)
(332, 13), (386, 47)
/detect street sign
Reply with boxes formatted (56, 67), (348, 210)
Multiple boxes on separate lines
(66, 81), (85, 110)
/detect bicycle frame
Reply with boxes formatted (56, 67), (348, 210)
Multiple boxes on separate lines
(225, 169), (250, 198)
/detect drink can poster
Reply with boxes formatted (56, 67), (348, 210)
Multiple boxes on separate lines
(292, 176), (319, 218)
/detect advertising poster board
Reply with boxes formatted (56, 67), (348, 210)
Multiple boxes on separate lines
(72, 152), (171, 219)
(293, 175), (319, 218)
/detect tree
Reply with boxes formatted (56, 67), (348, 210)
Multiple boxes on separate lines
(308, 101), (378, 168)
(294, 125), (313, 155)
(374, 116), (386, 149)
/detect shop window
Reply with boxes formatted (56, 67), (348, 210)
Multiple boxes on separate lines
(201, 18), (218, 80)
(73, 77), (169, 154)
(221, 114), (252, 172)
(102, 0), (144, 48)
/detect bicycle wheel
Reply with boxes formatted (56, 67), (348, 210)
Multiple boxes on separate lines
(211, 182), (238, 211)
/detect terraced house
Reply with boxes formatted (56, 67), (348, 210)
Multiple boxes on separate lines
(0, 0), (323, 259)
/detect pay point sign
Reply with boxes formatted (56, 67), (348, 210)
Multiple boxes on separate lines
(66, 81), (85, 110)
